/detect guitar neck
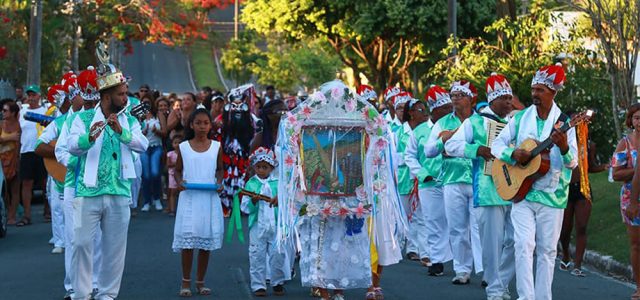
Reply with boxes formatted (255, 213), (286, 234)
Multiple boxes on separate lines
(239, 189), (271, 202)
(529, 121), (571, 157)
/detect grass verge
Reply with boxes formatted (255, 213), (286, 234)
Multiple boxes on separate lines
(588, 172), (629, 264)
(189, 41), (224, 91)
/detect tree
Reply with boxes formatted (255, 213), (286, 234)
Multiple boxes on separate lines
(241, 0), (495, 93)
(564, 0), (640, 140)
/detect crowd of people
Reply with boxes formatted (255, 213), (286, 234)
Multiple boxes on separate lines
(4, 44), (640, 300)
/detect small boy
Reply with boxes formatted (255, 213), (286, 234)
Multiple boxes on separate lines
(242, 147), (289, 297)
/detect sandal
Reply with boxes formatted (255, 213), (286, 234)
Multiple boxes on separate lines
(374, 287), (384, 300)
(559, 260), (571, 271)
(571, 268), (586, 277)
(195, 280), (211, 295)
(16, 217), (31, 227)
(179, 278), (192, 297)
(632, 291), (640, 300)
(366, 291), (376, 300)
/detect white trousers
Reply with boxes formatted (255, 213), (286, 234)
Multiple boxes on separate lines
(71, 195), (130, 300)
(249, 226), (287, 291)
(402, 193), (429, 258)
(48, 177), (65, 248)
(477, 205), (515, 297)
(443, 183), (483, 274)
(421, 186), (452, 264)
(511, 201), (563, 300)
(63, 187), (101, 292)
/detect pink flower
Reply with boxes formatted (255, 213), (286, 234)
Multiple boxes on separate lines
(338, 207), (350, 218)
(302, 106), (312, 118)
(285, 155), (296, 167)
(375, 114), (386, 128)
(375, 138), (387, 150)
(372, 180), (386, 193)
(313, 91), (326, 102)
(321, 204), (333, 217)
(355, 186), (367, 200)
(372, 156), (383, 167)
(354, 203), (366, 218)
(286, 112), (298, 124)
(331, 87), (344, 100)
(345, 99), (356, 112)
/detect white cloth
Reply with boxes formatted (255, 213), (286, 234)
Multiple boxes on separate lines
(71, 195), (129, 300)
(477, 205), (515, 298)
(63, 187), (101, 292)
(443, 183), (483, 274)
(510, 200), (563, 300)
(19, 106), (47, 153)
(83, 108), (137, 188)
(47, 176), (65, 248)
(142, 117), (163, 147)
(172, 140), (224, 252)
(421, 186), (452, 264)
(401, 194), (428, 258)
(130, 157), (142, 208)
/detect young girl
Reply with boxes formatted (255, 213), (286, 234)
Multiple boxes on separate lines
(166, 135), (182, 216)
(172, 108), (224, 297)
(240, 147), (289, 297)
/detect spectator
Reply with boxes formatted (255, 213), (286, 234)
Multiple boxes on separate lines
(140, 94), (166, 212)
(15, 87), (25, 104)
(264, 85), (277, 103)
(200, 86), (213, 111)
(613, 103), (640, 298)
(139, 84), (151, 100)
(165, 135), (182, 216)
(250, 99), (287, 152)
(17, 84), (47, 227)
(0, 99), (21, 225)
(167, 92), (196, 139)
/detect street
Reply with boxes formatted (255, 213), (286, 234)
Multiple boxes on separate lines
(0, 203), (634, 300)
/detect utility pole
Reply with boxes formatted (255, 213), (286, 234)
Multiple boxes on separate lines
(447, 0), (457, 56)
(234, 0), (239, 40)
(26, 0), (43, 86)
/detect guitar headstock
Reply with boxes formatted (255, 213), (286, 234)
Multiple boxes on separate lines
(130, 102), (151, 121)
(569, 110), (594, 127)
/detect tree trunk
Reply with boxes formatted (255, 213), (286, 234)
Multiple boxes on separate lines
(26, 0), (42, 86)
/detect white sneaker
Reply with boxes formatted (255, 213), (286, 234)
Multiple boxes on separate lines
(153, 200), (163, 211)
(452, 272), (470, 285)
(141, 204), (150, 212)
(51, 247), (64, 254)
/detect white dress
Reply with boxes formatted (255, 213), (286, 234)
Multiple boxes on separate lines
(172, 140), (224, 252)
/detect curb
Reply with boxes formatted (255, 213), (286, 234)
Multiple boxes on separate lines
(570, 244), (633, 282)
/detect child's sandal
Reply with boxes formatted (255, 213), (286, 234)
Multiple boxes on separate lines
(179, 278), (192, 297)
(195, 280), (211, 295)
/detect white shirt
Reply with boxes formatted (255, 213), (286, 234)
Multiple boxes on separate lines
(19, 105), (47, 153)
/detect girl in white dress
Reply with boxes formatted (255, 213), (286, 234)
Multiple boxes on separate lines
(172, 108), (224, 297)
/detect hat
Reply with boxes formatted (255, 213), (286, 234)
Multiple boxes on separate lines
(357, 84), (377, 101)
(450, 80), (477, 100)
(95, 41), (128, 91)
(532, 62), (566, 91)
(229, 84), (255, 103)
(47, 84), (66, 107)
(77, 66), (100, 101)
(25, 84), (41, 94)
(60, 71), (76, 86)
(383, 86), (402, 104)
(425, 85), (451, 110)
(62, 75), (81, 100)
(486, 72), (513, 103)
(250, 147), (278, 167)
(394, 91), (413, 109)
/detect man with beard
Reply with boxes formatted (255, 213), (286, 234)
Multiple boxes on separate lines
(67, 45), (148, 300)
(492, 63), (577, 300)
(221, 84), (256, 216)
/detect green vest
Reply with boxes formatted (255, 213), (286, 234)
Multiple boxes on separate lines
(413, 121), (442, 189)
(226, 176), (279, 243)
(437, 113), (473, 185)
(396, 125), (414, 195)
(467, 114), (511, 207)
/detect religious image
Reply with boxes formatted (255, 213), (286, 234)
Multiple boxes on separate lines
(300, 125), (364, 197)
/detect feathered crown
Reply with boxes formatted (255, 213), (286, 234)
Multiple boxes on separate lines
(77, 66), (100, 101)
(450, 80), (477, 101)
(47, 84), (66, 107)
(250, 146), (278, 167)
(394, 91), (413, 109)
(95, 41), (128, 91)
(531, 62), (566, 91)
(486, 72), (512, 103)
(425, 85), (451, 110)
(357, 84), (377, 101)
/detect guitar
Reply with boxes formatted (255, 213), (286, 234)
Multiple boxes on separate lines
(43, 140), (67, 182)
(238, 189), (276, 206)
(491, 110), (593, 202)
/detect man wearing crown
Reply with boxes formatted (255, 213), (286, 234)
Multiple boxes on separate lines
(492, 63), (577, 300)
(445, 73), (516, 300)
(382, 86), (402, 133)
(66, 44), (148, 300)
(55, 67), (103, 300)
(425, 80), (483, 285)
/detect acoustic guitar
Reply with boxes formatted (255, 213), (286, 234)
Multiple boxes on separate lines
(43, 140), (67, 182)
(491, 110), (593, 202)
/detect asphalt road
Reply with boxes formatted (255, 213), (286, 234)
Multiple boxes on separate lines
(0, 204), (634, 300)
(119, 42), (197, 94)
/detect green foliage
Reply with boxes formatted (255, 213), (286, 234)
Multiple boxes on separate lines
(589, 172), (628, 264)
(190, 40), (224, 91)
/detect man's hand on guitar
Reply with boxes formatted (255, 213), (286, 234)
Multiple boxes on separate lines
(512, 149), (532, 165)
(551, 131), (569, 154)
(477, 146), (495, 161)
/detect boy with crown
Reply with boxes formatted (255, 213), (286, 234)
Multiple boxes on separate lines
(491, 63), (577, 300)
(404, 85), (454, 276)
(235, 146), (290, 297)
(445, 73), (516, 300)
(56, 67), (103, 299)
(425, 80), (483, 285)
(66, 43), (148, 300)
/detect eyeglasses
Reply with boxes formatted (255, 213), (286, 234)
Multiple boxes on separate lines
(450, 92), (467, 99)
